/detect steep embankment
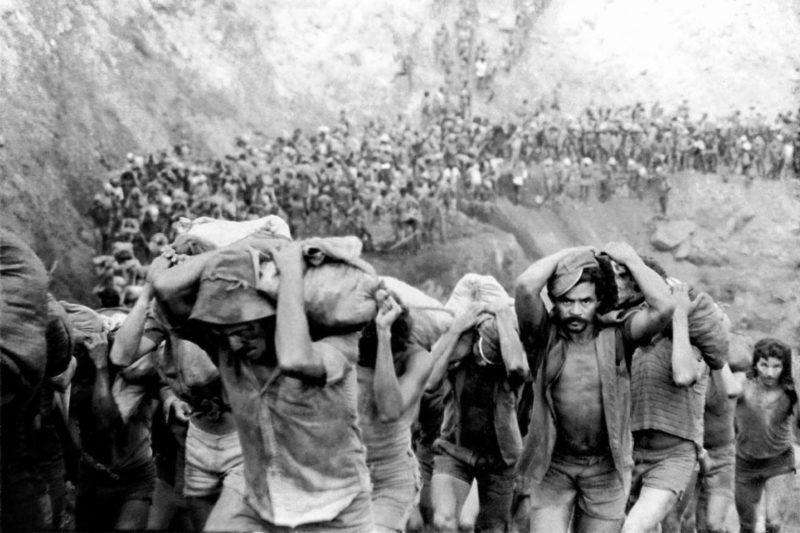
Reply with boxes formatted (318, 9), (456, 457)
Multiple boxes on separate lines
(477, 173), (800, 347)
(1, 0), (799, 302)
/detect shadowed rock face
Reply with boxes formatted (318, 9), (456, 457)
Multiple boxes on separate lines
(0, 1), (287, 301)
(1, 0), (798, 306)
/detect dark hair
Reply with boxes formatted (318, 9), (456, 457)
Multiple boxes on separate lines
(358, 305), (414, 374)
(577, 263), (617, 314)
(749, 337), (797, 407)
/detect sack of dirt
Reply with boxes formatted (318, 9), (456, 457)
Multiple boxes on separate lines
(727, 332), (755, 373)
(687, 291), (730, 370)
(380, 276), (453, 350)
(444, 274), (529, 383)
(257, 236), (380, 332)
(445, 273), (513, 313)
(1, 229), (49, 398)
(190, 236), (380, 333)
(175, 215), (292, 248)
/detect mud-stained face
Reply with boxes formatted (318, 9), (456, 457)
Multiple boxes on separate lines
(755, 356), (783, 388)
(219, 321), (268, 362)
(553, 282), (600, 334)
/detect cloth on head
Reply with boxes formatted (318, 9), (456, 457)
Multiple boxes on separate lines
(547, 250), (599, 298)
(445, 274), (530, 382)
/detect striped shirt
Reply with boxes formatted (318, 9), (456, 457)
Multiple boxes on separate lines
(631, 336), (708, 446)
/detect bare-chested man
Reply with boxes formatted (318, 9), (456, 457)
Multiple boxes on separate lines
(515, 243), (674, 533)
(733, 338), (800, 533)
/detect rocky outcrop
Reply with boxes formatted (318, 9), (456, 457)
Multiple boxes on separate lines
(650, 220), (697, 251)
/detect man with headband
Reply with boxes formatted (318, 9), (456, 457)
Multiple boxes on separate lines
(515, 243), (674, 533)
(427, 291), (529, 533)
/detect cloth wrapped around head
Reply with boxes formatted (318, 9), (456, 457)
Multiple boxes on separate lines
(446, 273), (530, 384)
(547, 249), (599, 299)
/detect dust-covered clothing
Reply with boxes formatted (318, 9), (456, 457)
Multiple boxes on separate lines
(187, 326), (372, 529)
(735, 379), (796, 461)
(631, 336), (708, 447)
(356, 366), (420, 529)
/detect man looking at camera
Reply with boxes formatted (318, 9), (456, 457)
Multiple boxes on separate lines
(515, 243), (674, 533)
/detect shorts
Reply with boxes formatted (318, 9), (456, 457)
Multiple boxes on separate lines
(368, 449), (421, 530)
(531, 453), (629, 520)
(203, 489), (374, 533)
(433, 443), (516, 530)
(630, 439), (697, 503)
(184, 422), (245, 498)
(735, 448), (796, 486)
(701, 443), (735, 500)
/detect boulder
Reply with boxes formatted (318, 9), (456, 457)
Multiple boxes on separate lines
(674, 239), (693, 261)
(686, 247), (729, 267)
(651, 220), (697, 251)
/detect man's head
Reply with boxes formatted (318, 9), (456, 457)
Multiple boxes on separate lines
(214, 318), (274, 364)
(548, 250), (610, 335)
(750, 338), (794, 394)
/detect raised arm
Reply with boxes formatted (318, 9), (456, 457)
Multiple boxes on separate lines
(111, 255), (171, 367)
(514, 246), (593, 336)
(372, 296), (438, 422)
(670, 282), (705, 386)
(372, 296), (405, 422)
(271, 241), (324, 379)
(85, 332), (120, 431)
(718, 364), (744, 399)
(425, 302), (486, 392)
(603, 241), (674, 343)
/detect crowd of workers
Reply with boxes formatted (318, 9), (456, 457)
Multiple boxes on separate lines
(3, 99), (798, 533)
(87, 100), (800, 307)
(2, 220), (798, 533)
